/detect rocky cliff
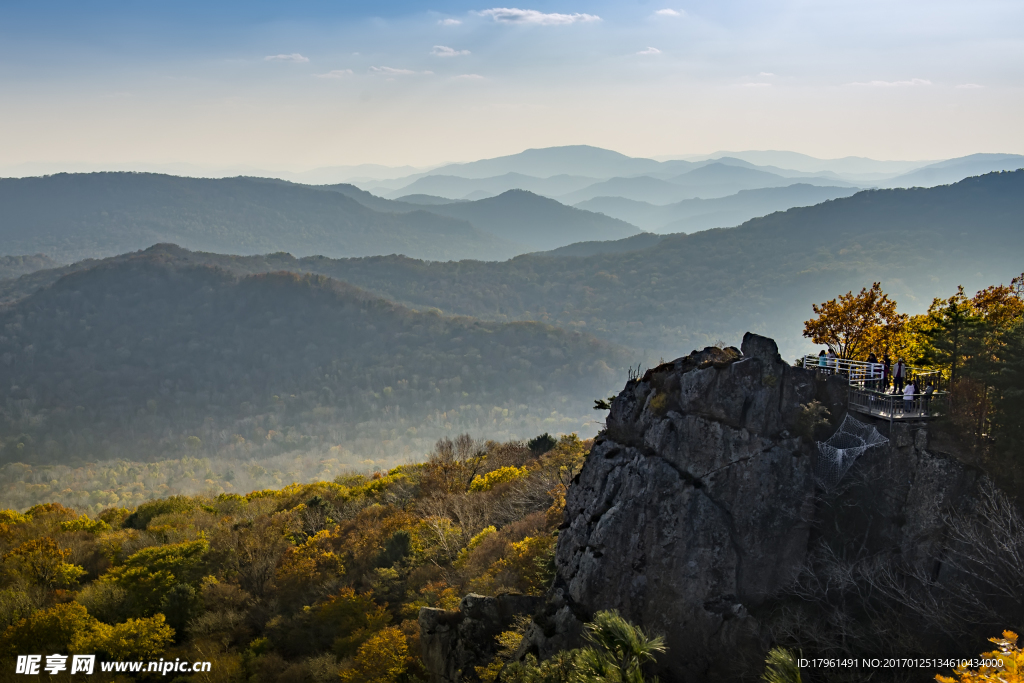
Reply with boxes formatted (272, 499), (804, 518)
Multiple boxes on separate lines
(421, 333), (1018, 682)
(518, 333), (1004, 682)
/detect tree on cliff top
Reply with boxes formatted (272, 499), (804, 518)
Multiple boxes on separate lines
(803, 282), (906, 360)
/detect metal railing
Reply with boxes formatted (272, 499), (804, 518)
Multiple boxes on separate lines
(800, 354), (946, 422)
(799, 355), (943, 389)
(847, 388), (944, 422)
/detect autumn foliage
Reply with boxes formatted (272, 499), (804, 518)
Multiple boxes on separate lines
(0, 433), (588, 681)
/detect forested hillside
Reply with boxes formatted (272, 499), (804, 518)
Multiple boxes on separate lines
(320, 186), (639, 251)
(417, 190), (639, 251)
(5, 172), (1021, 362)
(0, 173), (522, 263)
(266, 171), (1024, 357)
(0, 257), (626, 467)
(0, 435), (592, 680)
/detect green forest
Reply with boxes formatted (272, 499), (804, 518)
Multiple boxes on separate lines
(0, 257), (626, 469)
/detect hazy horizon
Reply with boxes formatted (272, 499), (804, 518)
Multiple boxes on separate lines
(2, 0), (1022, 171)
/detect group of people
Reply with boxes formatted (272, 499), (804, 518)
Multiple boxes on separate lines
(816, 349), (936, 415)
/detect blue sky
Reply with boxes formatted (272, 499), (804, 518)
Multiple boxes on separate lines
(1, 0), (1021, 170)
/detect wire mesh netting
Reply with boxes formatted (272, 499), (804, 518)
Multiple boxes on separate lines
(815, 414), (889, 487)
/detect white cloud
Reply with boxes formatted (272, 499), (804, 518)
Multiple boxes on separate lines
(454, 74), (486, 80)
(477, 8), (600, 25)
(264, 53), (309, 63)
(740, 82), (771, 87)
(432, 45), (470, 57)
(848, 78), (931, 87)
(368, 66), (433, 77)
(759, 72), (775, 77)
(637, 47), (661, 55)
(370, 66), (417, 76)
(316, 69), (353, 79)
(956, 83), (984, 89)
(438, 18), (462, 25)
(654, 8), (684, 17)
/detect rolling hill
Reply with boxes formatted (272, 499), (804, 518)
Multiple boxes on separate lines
(576, 184), (860, 232)
(413, 190), (640, 251)
(0, 173), (523, 262)
(417, 145), (669, 180)
(0, 256), (627, 465)
(381, 172), (599, 200)
(269, 171), (1024, 357)
(560, 163), (859, 204)
(678, 151), (933, 177)
(557, 176), (688, 205)
(881, 153), (1024, 188)
(314, 184), (640, 251)
(9, 172), (1020, 365)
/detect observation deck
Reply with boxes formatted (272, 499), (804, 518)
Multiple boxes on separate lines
(799, 355), (946, 425)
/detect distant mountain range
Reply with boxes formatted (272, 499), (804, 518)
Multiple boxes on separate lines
(361, 146), (1024, 199)
(3, 146), (1021, 269)
(671, 151), (935, 177)
(8, 171), (1021, 363)
(381, 172), (599, 201)
(576, 184), (860, 233)
(316, 184), (639, 250)
(367, 159), (861, 205)
(0, 174), (638, 262)
(557, 163), (859, 205)
(0, 173), (524, 263)
(877, 153), (1024, 188)
(317, 170), (1024, 357)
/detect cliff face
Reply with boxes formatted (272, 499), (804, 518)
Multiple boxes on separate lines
(519, 333), (988, 681)
(418, 332), (1005, 682)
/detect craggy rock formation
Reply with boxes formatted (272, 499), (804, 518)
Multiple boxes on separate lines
(420, 332), (1012, 682)
(420, 593), (544, 683)
(517, 333), (994, 682)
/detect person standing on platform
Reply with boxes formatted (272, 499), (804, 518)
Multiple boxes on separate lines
(882, 354), (891, 392)
(893, 358), (906, 394)
(866, 353), (879, 390)
(923, 381), (935, 415)
(903, 379), (916, 414)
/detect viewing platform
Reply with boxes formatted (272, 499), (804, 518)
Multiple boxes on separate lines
(799, 355), (946, 424)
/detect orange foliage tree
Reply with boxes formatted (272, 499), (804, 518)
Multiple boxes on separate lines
(803, 282), (906, 360)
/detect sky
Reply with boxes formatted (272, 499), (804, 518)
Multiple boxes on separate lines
(0, 0), (1022, 171)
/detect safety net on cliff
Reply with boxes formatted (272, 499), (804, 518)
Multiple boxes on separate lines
(815, 414), (888, 487)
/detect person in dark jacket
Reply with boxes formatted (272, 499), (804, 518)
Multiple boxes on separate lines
(892, 358), (906, 394)
(866, 352), (879, 390)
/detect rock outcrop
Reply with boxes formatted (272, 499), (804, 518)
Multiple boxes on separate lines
(420, 593), (544, 683)
(418, 332), (1010, 682)
(516, 333), (991, 681)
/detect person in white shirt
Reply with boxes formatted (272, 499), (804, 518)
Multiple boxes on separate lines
(903, 380), (916, 414)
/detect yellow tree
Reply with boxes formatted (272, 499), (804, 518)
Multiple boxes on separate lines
(803, 283), (906, 359)
(73, 614), (175, 659)
(338, 626), (408, 683)
(937, 630), (1023, 682)
(3, 538), (86, 590)
(0, 602), (96, 656)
